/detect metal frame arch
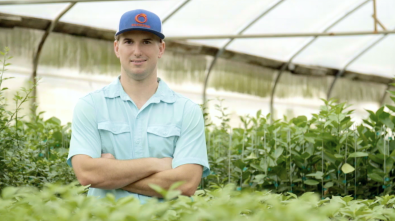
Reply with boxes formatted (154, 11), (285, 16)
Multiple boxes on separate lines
(202, 0), (285, 105)
(269, 0), (372, 122)
(32, 2), (76, 105)
(380, 83), (392, 106)
(30, 0), (186, 106)
(326, 30), (393, 100)
(163, 30), (395, 40)
(0, 0), (147, 5)
(162, 0), (190, 24)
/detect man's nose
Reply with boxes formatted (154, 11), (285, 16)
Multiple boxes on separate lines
(133, 44), (142, 57)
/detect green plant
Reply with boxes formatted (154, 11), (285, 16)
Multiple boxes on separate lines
(204, 98), (395, 199)
(0, 47), (75, 190)
(3, 45), (395, 201)
(3, 182), (395, 221)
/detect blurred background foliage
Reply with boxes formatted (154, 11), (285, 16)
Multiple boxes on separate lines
(2, 47), (395, 200)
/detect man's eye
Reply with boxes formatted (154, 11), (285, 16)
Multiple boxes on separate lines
(124, 40), (132, 44)
(144, 41), (151, 44)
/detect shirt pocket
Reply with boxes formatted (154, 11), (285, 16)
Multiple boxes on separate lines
(147, 125), (180, 158)
(98, 122), (131, 157)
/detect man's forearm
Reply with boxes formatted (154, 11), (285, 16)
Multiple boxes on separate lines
(72, 155), (169, 189)
(121, 164), (203, 197)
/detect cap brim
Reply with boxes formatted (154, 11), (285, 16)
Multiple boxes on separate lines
(115, 28), (165, 39)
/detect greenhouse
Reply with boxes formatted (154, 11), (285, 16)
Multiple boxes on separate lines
(1, 0), (395, 220)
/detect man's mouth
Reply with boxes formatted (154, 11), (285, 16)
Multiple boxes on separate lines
(130, 59), (147, 65)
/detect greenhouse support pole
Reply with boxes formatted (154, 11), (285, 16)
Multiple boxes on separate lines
(165, 30), (395, 40)
(31, 3), (76, 107)
(269, 64), (286, 122)
(162, 0), (191, 24)
(372, 15), (387, 31)
(380, 84), (391, 106)
(0, 0), (141, 5)
(202, 0), (285, 105)
(373, 0), (378, 32)
(269, 0), (371, 123)
(326, 30), (392, 100)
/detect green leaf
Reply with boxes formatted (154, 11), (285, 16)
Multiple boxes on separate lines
(256, 110), (262, 119)
(339, 134), (347, 144)
(348, 152), (368, 158)
(292, 116), (307, 127)
(368, 173), (383, 182)
(273, 147), (284, 159)
(304, 136), (315, 143)
(376, 106), (384, 118)
(254, 174), (266, 180)
(300, 152), (311, 159)
(362, 119), (374, 127)
(45, 117), (61, 125)
(366, 109), (378, 122)
(306, 171), (323, 180)
(324, 120), (333, 128)
(165, 190), (182, 200)
(246, 152), (258, 160)
(169, 181), (185, 191)
(379, 113), (394, 129)
(323, 151), (337, 165)
(386, 105), (395, 113)
(148, 184), (166, 198)
(377, 139), (386, 155)
(341, 163), (355, 174)
(52, 131), (63, 142)
(324, 182), (334, 188)
(304, 180), (319, 186)
(334, 154), (344, 159)
(267, 157), (276, 167)
(253, 174), (266, 184)
(260, 158), (267, 171)
(304, 133), (316, 143)
(1, 187), (18, 199)
(385, 157), (393, 173)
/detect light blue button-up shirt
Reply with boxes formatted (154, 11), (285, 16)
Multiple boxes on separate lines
(67, 76), (210, 202)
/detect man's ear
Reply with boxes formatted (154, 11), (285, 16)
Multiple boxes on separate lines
(114, 40), (120, 58)
(158, 40), (165, 59)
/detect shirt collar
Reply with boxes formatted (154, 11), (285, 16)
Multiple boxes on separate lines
(103, 76), (176, 104)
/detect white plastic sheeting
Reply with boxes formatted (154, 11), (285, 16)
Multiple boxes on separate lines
(0, 0), (394, 79)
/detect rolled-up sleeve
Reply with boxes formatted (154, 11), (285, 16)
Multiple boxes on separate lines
(67, 95), (101, 167)
(172, 101), (210, 177)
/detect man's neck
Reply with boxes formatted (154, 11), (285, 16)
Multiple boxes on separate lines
(120, 73), (159, 109)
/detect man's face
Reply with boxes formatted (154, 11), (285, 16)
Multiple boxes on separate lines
(114, 30), (165, 81)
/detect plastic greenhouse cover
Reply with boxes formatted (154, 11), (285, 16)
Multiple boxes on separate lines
(0, 2), (71, 20)
(0, 0), (394, 78)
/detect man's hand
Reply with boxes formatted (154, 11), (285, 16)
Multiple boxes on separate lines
(100, 154), (172, 172)
(122, 164), (203, 197)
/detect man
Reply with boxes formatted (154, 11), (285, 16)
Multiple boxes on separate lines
(66, 9), (210, 203)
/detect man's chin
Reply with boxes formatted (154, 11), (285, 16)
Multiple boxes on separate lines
(124, 71), (150, 81)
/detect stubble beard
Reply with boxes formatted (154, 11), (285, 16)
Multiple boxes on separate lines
(122, 63), (156, 82)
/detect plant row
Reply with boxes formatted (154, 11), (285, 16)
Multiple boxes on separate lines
(3, 46), (395, 199)
(205, 97), (395, 199)
(3, 182), (395, 221)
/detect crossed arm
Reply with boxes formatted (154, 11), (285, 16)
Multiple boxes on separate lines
(71, 154), (203, 197)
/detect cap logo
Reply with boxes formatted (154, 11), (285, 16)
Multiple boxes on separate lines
(135, 13), (147, 24)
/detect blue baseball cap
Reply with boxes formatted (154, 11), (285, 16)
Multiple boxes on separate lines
(115, 9), (165, 39)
